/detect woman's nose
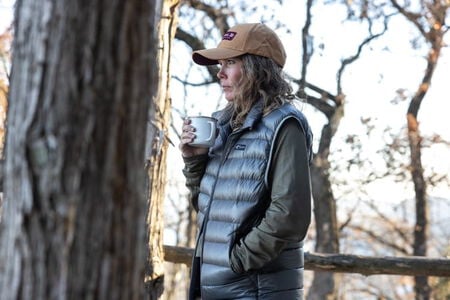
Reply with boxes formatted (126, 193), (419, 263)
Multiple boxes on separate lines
(217, 67), (225, 79)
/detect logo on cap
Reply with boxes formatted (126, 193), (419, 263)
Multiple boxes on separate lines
(222, 31), (237, 41)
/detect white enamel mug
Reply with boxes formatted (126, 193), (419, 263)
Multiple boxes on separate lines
(188, 116), (218, 148)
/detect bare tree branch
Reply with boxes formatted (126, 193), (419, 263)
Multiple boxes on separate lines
(184, 0), (230, 34)
(299, 0), (314, 97)
(390, 0), (427, 38)
(349, 224), (411, 255)
(172, 74), (216, 86)
(175, 27), (220, 80)
(336, 15), (389, 94)
(366, 201), (412, 245)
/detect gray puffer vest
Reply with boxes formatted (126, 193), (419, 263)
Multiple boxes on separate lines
(195, 101), (312, 299)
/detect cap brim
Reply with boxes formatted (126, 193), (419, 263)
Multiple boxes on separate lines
(192, 48), (246, 65)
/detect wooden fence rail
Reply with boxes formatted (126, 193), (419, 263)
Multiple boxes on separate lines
(163, 245), (450, 277)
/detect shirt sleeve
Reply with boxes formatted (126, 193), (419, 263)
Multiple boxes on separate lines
(182, 154), (209, 212)
(230, 118), (312, 273)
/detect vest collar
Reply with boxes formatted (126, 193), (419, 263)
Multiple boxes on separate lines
(241, 99), (263, 130)
(214, 99), (264, 131)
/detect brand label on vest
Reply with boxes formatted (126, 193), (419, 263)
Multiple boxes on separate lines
(235, 144), (246, 151)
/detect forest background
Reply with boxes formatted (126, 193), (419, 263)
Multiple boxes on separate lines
(0, 0), (449, 299)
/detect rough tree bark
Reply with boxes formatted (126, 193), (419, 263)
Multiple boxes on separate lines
(144, 0), (179, 299)
(0, 1), (158, 299)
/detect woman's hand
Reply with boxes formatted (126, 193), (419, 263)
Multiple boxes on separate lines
(179, 118), (209, 158)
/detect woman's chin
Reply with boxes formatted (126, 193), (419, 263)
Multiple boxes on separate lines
(224, 94), (235, 102)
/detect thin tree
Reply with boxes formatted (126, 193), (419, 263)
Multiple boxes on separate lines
(298, 0), (389, 297)
(337, 1), (449, 298)
(391, 1), (449, 298)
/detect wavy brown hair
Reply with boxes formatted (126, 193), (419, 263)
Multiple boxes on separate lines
(229, 54), (294, 129)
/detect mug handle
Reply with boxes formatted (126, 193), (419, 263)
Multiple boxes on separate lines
(206, 121), (216, 142)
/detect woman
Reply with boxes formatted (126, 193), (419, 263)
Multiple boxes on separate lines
(180, 23), (313, 300)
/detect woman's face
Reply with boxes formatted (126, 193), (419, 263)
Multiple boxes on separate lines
(217, 57), (243, 101)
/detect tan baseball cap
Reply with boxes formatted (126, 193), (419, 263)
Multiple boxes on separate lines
(192, 23), (287, 68)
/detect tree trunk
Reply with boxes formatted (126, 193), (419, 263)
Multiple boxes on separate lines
(0, 1), (158, 299)
(307, 104), (343, 300)
(401, 5), (446, 299)
(298, 2), (342, 298)
(145, 0), (179, 299)
(408, 113), (430, 300)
